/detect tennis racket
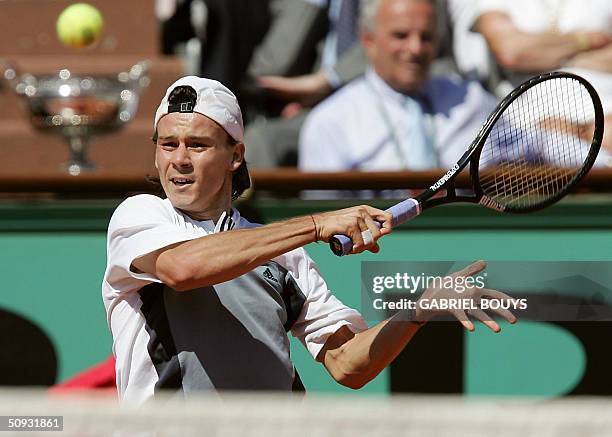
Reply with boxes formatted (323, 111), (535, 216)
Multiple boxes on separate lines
(330, 71), (604, 256)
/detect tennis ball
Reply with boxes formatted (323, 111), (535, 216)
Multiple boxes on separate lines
(56, 3), (104, 49)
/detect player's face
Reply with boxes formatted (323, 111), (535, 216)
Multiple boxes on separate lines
(155, 112), (243, 217)
(362, 0), (437, 94)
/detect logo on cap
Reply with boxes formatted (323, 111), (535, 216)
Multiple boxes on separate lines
(168, 102), (194, 114)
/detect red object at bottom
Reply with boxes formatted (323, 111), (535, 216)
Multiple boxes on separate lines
(49, 355), (116, 393)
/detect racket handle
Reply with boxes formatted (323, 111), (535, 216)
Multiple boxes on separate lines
(329, 198), (421, 256)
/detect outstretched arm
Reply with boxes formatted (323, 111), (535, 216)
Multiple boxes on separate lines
(319, 261), (517, 389)
(132, 206), (393, 291)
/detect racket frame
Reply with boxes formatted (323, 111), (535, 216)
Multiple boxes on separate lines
(329, 71), (604, 256)
(415, 71), (604, 213)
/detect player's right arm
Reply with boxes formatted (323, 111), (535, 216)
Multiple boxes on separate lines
(131, 205), (392, 291)
(475, 12), (612, 72)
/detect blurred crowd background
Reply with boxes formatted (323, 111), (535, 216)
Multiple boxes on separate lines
(158, 0), (612, 172)
(2, 0), (611, 178)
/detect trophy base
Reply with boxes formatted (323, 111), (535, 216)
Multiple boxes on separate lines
(64, 161), (96, 176)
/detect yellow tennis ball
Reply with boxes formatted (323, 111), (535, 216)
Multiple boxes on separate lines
(56, 3), (104, 49)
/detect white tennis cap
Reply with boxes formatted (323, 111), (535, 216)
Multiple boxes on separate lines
(154, 76), (244, 142)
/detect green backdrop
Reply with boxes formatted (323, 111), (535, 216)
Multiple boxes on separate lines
(1, 196), (610, 395)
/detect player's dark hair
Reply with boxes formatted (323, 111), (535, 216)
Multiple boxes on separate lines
(169, 84), (198, 108)
(230, 155), (251, 201)
(150, 85), (251, 201)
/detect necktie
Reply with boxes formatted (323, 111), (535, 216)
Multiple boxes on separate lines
(403, 96), (438, 170)
(336, 0), (359, 58)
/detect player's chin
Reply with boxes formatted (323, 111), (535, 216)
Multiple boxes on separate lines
(166, 190), (196, 209)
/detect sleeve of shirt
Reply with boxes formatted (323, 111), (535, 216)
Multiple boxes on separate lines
(471, 0), (510, 30)
(475, 0), (508, 14)
(283, 248), (368, 360)
(105, 194), (200, 291)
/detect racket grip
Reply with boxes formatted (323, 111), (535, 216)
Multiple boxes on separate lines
(387, 198), (421, 227)
(329, 198), (421, 256)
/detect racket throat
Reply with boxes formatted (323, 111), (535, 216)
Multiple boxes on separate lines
(444, 180), (458, 199)
(479, 196), (506, 212)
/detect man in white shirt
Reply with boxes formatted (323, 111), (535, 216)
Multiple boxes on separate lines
(299, 0), (497, 172)
(102, 75), (515, 403)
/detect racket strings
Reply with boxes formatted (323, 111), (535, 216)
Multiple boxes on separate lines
(480, 162), (575, 203)
(478, 77), (595, 209)
(480, 154), (580, 191)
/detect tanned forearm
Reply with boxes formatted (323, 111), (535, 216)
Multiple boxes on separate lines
(157, 216), (316, 290)
(322, 312), (423, 389)
(321, 261), (517, 389)
(567, 44), (612, 73)
(135, 205), (392, 292)
(476, 12), (611, 72)
(492, 32), (586, 71)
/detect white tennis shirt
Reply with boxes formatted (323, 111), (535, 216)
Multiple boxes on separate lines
(102, 194), (367, 403)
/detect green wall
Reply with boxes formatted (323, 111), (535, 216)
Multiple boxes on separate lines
(1, 196), (611, 394)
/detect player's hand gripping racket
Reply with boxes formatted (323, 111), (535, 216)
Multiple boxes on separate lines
(330, 72), (604, 256)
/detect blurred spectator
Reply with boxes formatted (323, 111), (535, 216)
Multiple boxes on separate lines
(473, 0), (612, 153)
(157, 0), (273, 94)
(244, 0), (368, 167)
(298, 0), (496, 172)
(446, 0), (492, 83)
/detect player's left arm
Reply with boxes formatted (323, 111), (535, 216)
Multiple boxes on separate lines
(317, 313), (423, 389)
(318, 261), (517, 389)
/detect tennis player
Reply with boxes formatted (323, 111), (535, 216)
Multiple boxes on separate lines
(102, 76), (516, 403)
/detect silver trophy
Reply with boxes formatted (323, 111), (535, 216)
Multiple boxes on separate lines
(1, 60), (150, 175)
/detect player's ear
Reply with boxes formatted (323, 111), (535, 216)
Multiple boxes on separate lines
(230, 142), (245, 172)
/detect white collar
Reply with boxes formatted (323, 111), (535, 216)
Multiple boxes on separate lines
(173, 204), (241, 233)
(214, 208), (239, 233)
